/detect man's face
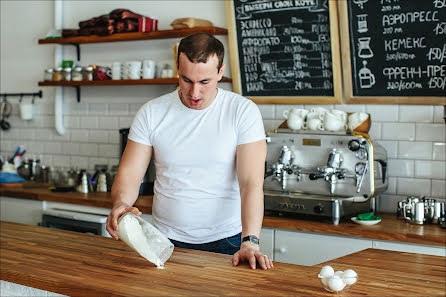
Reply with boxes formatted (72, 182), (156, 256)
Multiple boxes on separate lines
(177, 53), (225, 110)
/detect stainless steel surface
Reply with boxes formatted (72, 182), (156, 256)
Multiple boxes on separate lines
(397, 197), (445, 227)
(264, 130), (388, 224)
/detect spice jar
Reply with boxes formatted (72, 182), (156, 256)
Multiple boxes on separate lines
(63, 67), (72, 81)
(83, 66), (94, 81)
(44, 68), (54, 81)
(72, 66), (83, 81)
(52, 67), (64, 81)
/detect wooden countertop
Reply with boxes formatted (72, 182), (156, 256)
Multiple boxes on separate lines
(1, 222), (445, 297)
(1, 185), (445, 247)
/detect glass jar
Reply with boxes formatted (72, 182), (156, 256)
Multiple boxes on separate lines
(83, 66), (94, 81)
(72, 66), (83, 81)
(63, 67), (72, 81)
(44, 68), (54, 81)
(52, 67), (64, 81)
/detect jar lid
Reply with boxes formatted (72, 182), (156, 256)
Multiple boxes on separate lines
(45, 68), (54, 72)
(55, 67), (63, 71)
(85, 66), (94, 71)
(63, 67), (72, 71)
(74, 66), (83, 71)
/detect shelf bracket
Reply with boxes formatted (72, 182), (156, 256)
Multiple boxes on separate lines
(74, 86), (80, 102)
(69, 43), (80, 61)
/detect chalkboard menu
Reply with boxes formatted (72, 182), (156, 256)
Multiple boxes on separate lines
(342, 0), (446, 102)
(226, 0), (342, 104)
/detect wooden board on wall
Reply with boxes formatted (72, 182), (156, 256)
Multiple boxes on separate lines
(226, 0), (342, 104)
(339, 0), (446, 105)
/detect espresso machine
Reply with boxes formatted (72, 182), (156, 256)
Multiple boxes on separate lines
(264, 129), (388, 224)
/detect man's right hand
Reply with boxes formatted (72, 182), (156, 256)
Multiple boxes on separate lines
(106, 203), (142, 240)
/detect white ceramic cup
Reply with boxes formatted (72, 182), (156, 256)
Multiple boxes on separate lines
(324, 112), (347, 131)
(287, 114), (303, 130)
(330, 109), (347, 122)
(306, 111), (324, 121)
(111, 62), (122, 80)
(19, 102), (33, 120)
(310, 107), (329, 115)
(283, 108), (308, 120)
(348, 112), (369, 131)
(142, 60), (156, 79)
(304, 118), (324, 131)
(126, 61), (142, 79)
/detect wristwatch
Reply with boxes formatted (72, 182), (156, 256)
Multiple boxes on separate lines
(242, 235), (259, 245)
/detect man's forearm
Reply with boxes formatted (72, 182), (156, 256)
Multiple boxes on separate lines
(240, 187), (264, 238)
(110, 172), (142, 208)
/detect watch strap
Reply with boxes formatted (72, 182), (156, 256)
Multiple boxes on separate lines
(242, 235), (259, 245)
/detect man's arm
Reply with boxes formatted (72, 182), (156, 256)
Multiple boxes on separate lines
(232, 139), (273, 270)
(106, 140), (152, 240)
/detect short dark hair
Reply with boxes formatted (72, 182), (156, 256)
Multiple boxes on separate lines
(177, 33), (224, 72)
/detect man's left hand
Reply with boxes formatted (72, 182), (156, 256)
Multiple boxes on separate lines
(232, 242), (274, 270)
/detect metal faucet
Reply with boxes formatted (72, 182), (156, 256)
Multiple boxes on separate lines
(309, 149), (346, 194)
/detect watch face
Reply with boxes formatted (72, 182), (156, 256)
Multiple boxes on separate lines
(243, 235), (259, 245)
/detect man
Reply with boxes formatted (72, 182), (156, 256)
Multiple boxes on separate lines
(106, 33), (273, 270)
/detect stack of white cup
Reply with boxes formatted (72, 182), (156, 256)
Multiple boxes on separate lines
(110, 60), (157, 80)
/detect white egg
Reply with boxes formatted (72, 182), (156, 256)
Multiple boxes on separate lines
(342, 269), (358, 285)
(320, 277), (330, 288)
(334, 270), (344, 277)
(328, 275), (346, 292)
(320, 265), (335, 278)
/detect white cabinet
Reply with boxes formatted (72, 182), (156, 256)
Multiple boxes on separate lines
(274, 229), (373, 266)
(373, 240), (446, 257)
(260, 227), (274, 259)
(0, 196), (43, 226)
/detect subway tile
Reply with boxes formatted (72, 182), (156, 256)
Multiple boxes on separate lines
(79, 143), (98, 156)
(80, 117), (98, 129)
(10, 116), (28, 128)
(257, 104), (275, 120)
(397, 178), (431, 196)
(108, 158), (120, 169)
(23, 142), (44, 155)
(64, 116), (80, 128)
(433, 106), (445, 123)
(108, 103), (129, 115)
(43, 142), (62, 154)
(431, 180), (446, 199)
(88, 158), (110, 170)
(62, 143), (80, 155)
(108, 131), (120, 144)
(377, 140), (397, 158)
(416, 124), (446, 142)
(387, 159), (414, 177)
(366, 105), (398, 122)
(99, 117), (119, 130)
(383, 176), (397, 195)
(398, 141), (432, 160)
(52, 155), (71, 168)
(368, 122), (382, 140)
(33, 103), (53, 115)
(415, 160), (446, 179)
(433, 142), (446, 161)
(18, 129), (36, 142)
(70, 156), (89, 170)
(34, 128), (53, 141)
(119, 117), (133, 128)
(98, 144), (119, 158)
(381, 123), (415, 141)
(88, 130), (109, 143)
(88, 103), (107, 115)
(377, 194), (406, 213)
(70, 130), (89, 142)
(64, 102), (88, 115)
(399, 106), (433, 123)
(52, 131), (71, 142)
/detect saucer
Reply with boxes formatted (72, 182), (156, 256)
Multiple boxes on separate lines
(351, 217), (381, 226)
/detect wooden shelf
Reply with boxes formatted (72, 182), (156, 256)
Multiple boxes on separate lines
(38, 27), (228, 45)
(38, 77), (232, 86)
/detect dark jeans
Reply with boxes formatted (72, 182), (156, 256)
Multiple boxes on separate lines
(169, 233), (241, 255)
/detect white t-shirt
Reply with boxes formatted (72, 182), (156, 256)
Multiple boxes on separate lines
(128, 88), (265, 243)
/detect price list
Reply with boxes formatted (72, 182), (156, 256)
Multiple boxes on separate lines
(233, 0), (335, 97)
(348, 0), (446, 97)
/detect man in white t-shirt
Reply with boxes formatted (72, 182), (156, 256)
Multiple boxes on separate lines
(106, 33), (273, 270)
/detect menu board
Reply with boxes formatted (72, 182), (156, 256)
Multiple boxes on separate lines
(226, 0), (342, 104)
(340, 0), (446, 104)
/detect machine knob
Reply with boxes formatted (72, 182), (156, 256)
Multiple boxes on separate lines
(348, 139), (360, 151)
(314, 205), (324, 214)
(309, 173), (324, 180)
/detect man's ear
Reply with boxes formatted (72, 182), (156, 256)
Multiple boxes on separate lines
(218, 64), (226, 80)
